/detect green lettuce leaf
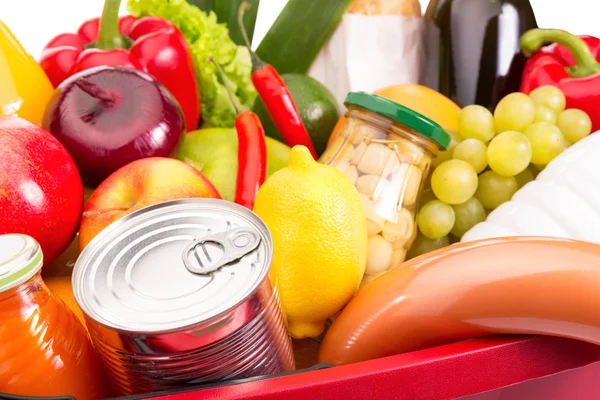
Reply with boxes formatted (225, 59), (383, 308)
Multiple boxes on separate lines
(187, 0), (260, 46)
(127, 0), (256, 128)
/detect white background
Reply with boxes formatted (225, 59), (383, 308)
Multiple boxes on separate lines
(0, 0), (597, 59)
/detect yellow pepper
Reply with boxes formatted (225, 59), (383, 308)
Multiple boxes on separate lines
(0, 20), (54, 126)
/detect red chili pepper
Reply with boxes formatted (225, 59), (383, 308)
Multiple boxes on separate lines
(519, 29), (600, 133)
(39, 0), (200, 131)
(234, 112), (267, 209)
(209, 57), (266, 209)
(238, 3), (318, 160)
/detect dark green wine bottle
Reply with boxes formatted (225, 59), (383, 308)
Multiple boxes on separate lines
(422, 0), (538, 110)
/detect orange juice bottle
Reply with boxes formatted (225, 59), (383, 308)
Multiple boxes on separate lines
(0, 234), (110, 399)
(0, 20), (54, 126)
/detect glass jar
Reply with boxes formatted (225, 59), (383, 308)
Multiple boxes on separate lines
(319, 92), (450, 287)
(0, 234), (110, 400)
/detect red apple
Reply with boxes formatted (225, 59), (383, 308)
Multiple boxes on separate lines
(0, 116), (84, 266)
(79, 157), (221, 250)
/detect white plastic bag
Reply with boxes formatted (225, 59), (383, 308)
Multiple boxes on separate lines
(308, 13), (425, 111)
(462, 131), (600, 244)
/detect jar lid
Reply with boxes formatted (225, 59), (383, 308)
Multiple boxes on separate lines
(72, 198), (273, 334)
(344, 92), (451, 150)
(0, 234), (43, 293)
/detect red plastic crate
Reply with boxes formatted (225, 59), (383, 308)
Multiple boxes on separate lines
(4, 335), (599, 400)
(122, 335), (600, 400)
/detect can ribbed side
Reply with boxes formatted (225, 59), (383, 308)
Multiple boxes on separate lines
(89, 281), (294, 396)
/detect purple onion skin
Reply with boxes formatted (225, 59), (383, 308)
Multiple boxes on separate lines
(42, 66), (186, 187)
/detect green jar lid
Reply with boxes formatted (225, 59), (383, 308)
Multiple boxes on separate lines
(0, 234), (43, 293)
(344, 92), (451, 150)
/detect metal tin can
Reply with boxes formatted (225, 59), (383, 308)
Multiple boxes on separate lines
(72, 198), (295, 396)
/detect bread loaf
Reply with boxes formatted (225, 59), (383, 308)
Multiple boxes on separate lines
(348, 0), (422, 17)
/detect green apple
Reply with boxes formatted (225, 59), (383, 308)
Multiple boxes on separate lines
(177, 128), (291, 201)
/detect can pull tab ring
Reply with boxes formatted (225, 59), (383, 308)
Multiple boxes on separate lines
(182, 228), (261, 275)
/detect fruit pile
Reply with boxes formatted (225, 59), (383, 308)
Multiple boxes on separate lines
(5, 0), (600, 396)
(2, 0), (345, 331)
(2, 1), (352, 396)
(411, 86), (593, 257)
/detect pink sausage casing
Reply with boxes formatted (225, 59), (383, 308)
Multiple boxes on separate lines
(319, 236), (600, 366)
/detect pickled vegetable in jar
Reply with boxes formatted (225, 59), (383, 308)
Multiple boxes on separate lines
(319, 92), (450, 286)
(0, 234), (110, 400)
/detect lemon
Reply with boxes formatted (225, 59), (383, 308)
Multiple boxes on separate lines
(253, 146), (368, 339)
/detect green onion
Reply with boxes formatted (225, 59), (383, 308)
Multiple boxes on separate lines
(255, 0), (353, 74)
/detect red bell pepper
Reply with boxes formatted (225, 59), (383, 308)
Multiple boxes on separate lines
(519, 28), (600, 133)
(39, 0), (200, 131)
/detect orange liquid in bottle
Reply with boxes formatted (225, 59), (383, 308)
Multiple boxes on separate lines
(0, 272), (110, 399)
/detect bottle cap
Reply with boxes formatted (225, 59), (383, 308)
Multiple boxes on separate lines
(345, 91), (451, 150)
(0, 234), (43, 293)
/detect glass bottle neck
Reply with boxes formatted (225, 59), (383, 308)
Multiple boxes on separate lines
(425, 0), (440, 20)
(0, 272), (50, 320)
